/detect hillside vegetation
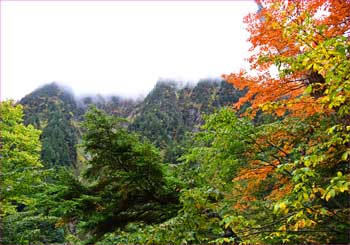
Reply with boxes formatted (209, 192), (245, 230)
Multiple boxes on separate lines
(19, 79), (243, 167)
(1, 1), (349, 244)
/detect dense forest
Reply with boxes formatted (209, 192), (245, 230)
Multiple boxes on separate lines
(1, 0), (349, 244)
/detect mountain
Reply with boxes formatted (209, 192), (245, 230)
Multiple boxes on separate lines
(19, 83), (80, 168)
(130, 81), (185, 148)
(19, 79), (244, 167)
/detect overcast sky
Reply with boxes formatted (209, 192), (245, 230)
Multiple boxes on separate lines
(1, 1), (257, 101)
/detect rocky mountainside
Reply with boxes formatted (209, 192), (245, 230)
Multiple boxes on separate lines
(19, 79), (244, 167)
(130, 79), (244, 144)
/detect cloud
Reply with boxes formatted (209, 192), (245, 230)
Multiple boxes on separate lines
(1, 1), (257, 101)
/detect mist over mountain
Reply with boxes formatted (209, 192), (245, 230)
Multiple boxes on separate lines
(18, 78), (244, 167)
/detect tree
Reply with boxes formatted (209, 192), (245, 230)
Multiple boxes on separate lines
(166, 106), (348, 243)
(40, 107), (180, 243)
(0, 101), (64, 244)
(224, 0), (350, 117)
(0, 101), (42, 218)
(113, 108), (257, 244)
(220, 0), (350, 243)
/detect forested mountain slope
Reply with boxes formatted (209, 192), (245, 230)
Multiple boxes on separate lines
(19, 79), (243, 167)
(19, 83), (79, 167)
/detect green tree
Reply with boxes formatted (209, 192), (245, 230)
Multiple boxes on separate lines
(143, 106), (349, 244)
(0, 101), (42, 218)
(0, 101), (64, 244)
(40, 107), (180, 243)
(108, 108), (252, 244)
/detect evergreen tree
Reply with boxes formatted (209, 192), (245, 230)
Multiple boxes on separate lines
(40, 107), (180, 243)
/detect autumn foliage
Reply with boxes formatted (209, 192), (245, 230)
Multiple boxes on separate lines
(217, 0), (350, 243)
(224, 0), (350, 117)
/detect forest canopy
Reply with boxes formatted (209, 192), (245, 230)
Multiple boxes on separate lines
(1, 0), (349, 244)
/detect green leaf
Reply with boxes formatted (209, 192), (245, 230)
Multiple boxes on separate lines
(341, 151), (350, 160)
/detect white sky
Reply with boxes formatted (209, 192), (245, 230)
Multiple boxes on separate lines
(1, 1), (257, 101)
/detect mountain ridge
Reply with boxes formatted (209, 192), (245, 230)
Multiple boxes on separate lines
(19, 78), (244, 167)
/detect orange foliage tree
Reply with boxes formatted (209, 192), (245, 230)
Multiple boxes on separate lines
(219, 0), (350, 243)
(224, 0), (350, 117)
